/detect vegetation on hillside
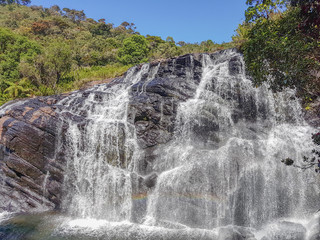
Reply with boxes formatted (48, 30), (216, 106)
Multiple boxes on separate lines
(0, 1), (233, 105)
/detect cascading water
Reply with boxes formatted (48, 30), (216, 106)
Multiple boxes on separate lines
(0, 49), (315, 239)
(58, 65), (150, 220)
(144, 50), (319, 230)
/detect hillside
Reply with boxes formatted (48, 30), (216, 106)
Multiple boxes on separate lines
(0, 3), (234, 105)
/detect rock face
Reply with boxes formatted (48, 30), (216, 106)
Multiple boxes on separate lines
(259, 221), (306, 240)
(0, 52), (206, 213)
(308, 213), (320, 240)
(0, 96), (67, 212)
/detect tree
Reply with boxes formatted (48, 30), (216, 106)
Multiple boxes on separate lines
(50, 5), (61, 14)
(200, 40), (216, 52)
(62, 8), (86, 22)
(43, 41), (73, 86)
(146, 35), (165, 49)
(118, 35), (149, 65)
(31, 20), (51, 35)
(21, 40), (73, 87)
(166, 36), (175, 46)
(0, 27), (40, 86)
(242, 8), (319, 93)
(232, 23), (252, 48)
(241, 0), (320, 174)
(89, 22), (112, 36)
(0, 28), (15, 53)
(245, 0), (287, 22)
(177, 41), (186, 47)
(120, 21), (136, 33)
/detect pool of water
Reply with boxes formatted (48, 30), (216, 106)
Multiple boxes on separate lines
(0, 212), (220, 240)
(1, 211), (318, 240)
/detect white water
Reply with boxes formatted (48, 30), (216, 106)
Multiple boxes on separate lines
(59, 65), (149, 220)
(57, 49), (319, 238)
(0, 211), (12, 224)
(144, 51), (319, 230)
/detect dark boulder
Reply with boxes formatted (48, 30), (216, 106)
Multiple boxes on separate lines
(0, 96), (67, 212)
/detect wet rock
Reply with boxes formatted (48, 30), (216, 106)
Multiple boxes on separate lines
(130, 172), (158, 223)
(260, 221), (306, 240)
(0, 96), (66, 212)
(228, 56), (243, 75)
(142, 172), (158, 188)
(218, 225), (256, 240)
(129, 54), (202, 149)
(308, 214), (320, 240)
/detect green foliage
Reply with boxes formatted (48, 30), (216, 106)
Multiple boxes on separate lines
(146, 35), (165, 48)
(0, 27), (40, 90)
(71, 64), (130, 81)
(43, 40), (73, 85)
(242, 7), (320, 95)
(118, 35), (149, 65)
(62, 8), (86, 23)
(89, 22), (112, 36)
(232, 23), (252, 48)
(4, 78), (31, 97)
(63, 64), (131, 90)
(245, 0), (287, 22)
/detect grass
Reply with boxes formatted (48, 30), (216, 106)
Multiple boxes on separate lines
(57, 64), (132, 92)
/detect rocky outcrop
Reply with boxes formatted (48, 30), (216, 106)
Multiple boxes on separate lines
(129, 57), (202, 149)
(0, 48), (316, 219)
(0, 96), (67, 212)
(0, 53), (204, 212)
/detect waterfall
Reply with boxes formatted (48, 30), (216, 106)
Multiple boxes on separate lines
(58, 49), (319, 233)
(59, 65), (149, 220)
(143, 49), (319, 229)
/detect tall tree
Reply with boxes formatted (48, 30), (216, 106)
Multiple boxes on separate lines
(245, 0), (287, 22)
(243, 0), (320, 95)
(43, 41), (73, 86)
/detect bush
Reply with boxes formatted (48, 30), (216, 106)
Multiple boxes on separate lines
(118, 35), (149, 65)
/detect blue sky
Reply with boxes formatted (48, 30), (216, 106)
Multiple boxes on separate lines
(30, 0), (248, 44)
